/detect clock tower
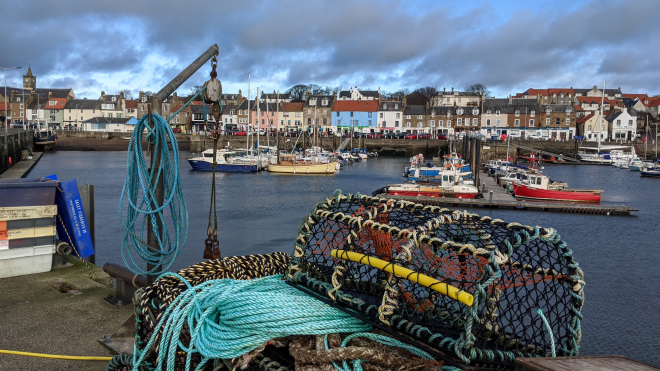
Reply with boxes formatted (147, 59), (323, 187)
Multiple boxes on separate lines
(23, 64), (36, 90)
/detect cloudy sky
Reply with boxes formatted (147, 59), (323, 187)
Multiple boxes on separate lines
(1, 0), (659, 100)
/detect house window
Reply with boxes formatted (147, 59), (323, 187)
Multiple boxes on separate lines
(487, 119), (491, 126)
(368, 112), (372, 117)
(296, 112), (301, 117)
(546, 118), (550, 126)
(556, 118), (560, 125)
(628, 120), (632, 126)
(457, 118), (462, 126)
(141, 106), (144, 112)
(350, 112), (354, 117)
(323, 118), (327, 125)
(616, 119), (621, 127)
(394, 104), (399, 109)
(472, 118), (478, 126)
(322, 99), (328, 106)
(446, 120), (451, 127)
(49, 101), (56, 106)
(336, 112), (339, 117)
(395, 121), (399, 127)
(496, 110), (500, 116)
(368, 120), (372, 126)
(472, 108), (479, 115)
(379, 112), (383, 118)
(108, 113), (113, 118)
(417, 122), (423, 128)
(396, 113), (400, 119)
(406, 115), (411, 119)
(487, 110), (491, 116)
(531, 110), (535, 117)
(495, 119), (501, 126)
(514, 119), (520, 127)
(430, 120), (435, 127)
(176, 118), (180, 123)
(515, 110), (520, 116)
(418, 115), (423, 119)
(406, 122), (411, 128)
(566, 118), (570, 126)
(529, 119), (534, 127)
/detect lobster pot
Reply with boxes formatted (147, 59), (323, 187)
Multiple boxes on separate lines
(286, 193), (585, 368)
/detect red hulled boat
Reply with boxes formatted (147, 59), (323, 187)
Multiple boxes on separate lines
(511, 174), (602, 203)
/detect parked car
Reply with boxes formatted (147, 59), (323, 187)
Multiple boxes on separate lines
(437, 134), (448, 140)
(172, 127), (182, 133)
(404, 133), (418, 139)
(418, 133), (431, 139)
(234, 130), (247, 136)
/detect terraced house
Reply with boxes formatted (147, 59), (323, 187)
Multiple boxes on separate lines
(304, 93), (335, 134)
(377, 100), (402, 133)
(332, 99), (378, 135)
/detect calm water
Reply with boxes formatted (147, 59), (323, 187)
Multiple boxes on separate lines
(29, 152), (660, 366)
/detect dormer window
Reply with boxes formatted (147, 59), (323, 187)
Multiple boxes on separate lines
(383, 103), (387, 109)
(394, 104), (399, 109)
(530, 110), (535, 117)
(496, 110), (500, 116)
(552, 93), (556, 98)
(456, 108), (463, 115)
(515, 110), (520, 116)
(322, 98), (328, 106)
(487, 110), (491, 115)
(112, 96), (117, 101)
(142, 97), (147, 102)
(431, 111), (435, 117)
(472, 108), (479, 115)
(546, 108), (552, 114)
(310, 99), (316, 105)
(565, 108), (571, 115)
(49, 101), (56, 106)
(560, 93), (564, 98)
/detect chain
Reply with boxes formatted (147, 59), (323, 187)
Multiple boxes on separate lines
(56, 212), (93, 280)
(203, 92), (221, 260)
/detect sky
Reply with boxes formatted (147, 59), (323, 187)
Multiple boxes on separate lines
(1, 0), (659, 100)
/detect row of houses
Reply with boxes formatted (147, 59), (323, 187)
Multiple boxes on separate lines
(1, 67), (658, 139)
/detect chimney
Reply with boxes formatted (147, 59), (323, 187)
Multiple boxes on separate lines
(443, 87), (446, 93)
(451, 87), (454, 93)
(238, 89), (242, 97)
(508, 94), (512, 104)
(48, 91), (52, 100)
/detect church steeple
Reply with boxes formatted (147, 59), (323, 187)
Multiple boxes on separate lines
(23, 62), (36, 90)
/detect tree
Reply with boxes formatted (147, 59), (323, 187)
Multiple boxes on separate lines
(414, 86), (439, 101)
(465, 83), (492, 97)
(387, 89), (411, 100)
(189, 85), (204, 101)
(286, 84), (308, 102)
(120, 89), (133, 100)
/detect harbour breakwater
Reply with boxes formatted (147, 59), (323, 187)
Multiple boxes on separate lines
(0, 129), (35, 174)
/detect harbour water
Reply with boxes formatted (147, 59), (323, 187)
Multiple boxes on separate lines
(29, 151), (660, 366)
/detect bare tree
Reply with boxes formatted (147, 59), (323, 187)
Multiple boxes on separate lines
(414, 86), (439, 101)
(121, 89), (134, 100)
(465, 83), (492, 97)
(188, 85), (204, 101)
(286, 84), (309, 102)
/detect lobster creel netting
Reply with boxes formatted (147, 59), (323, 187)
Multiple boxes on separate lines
(132, 252), (291, 371)
(286, 192), (585, 368)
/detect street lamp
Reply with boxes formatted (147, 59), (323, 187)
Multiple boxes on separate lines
(1, 66), (21, 151)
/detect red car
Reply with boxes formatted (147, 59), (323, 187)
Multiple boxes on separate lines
(404, 133), (417, 139)
(437, 134), (448, 140)
(171, 127), (182, 133)
(418, 134), (431, 139)
(234, 131), (247, 136)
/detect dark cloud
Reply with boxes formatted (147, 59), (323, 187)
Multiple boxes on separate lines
(1, 0), (659, 99)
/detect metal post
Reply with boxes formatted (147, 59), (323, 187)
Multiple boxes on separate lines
(474, 138), (481, 186)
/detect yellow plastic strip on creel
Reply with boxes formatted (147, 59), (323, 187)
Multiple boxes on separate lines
(0, 349), (112, 361)
(331, 249), (474, 307)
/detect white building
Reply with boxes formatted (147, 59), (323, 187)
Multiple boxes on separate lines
(81, 117), (138, 132)
(377, 100), (402, 133)
(606, 109), (637, 141)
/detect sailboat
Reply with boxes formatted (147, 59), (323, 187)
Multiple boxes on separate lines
(268, 103), (339, 174)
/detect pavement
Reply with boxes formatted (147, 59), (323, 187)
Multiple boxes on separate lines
(0, 256), (133, 371)
(0, 152), (42, 179)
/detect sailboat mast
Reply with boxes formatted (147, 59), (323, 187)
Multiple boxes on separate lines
(247, 73), (251, 143)
(598, 81), (605, 150)
(256, 87), (260, 159)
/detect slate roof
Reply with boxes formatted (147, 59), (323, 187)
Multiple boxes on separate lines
(436, 90), (480, 97)
(82, 117), (133, 124)
(238, 100), (250, 110)
(251, 103), (280, 112)
(332, 100), (378, 112)
(191, 104), (213, 114)
(282, 102), (304, 112)
(223, 104), (238, 114)
(540, 104), (574, 113)
(261, 92), (290, 100)
(305, 95), (334, 108)
(35, 88), (72, 99)
(482, 99), (516, 114)
(427, 106), (481, 116)
(379, 101), (402, 111)
(605, 111), (623, 122)
(403, 105), (426, 115)
(221, 93), (241, 100)
(64, 99), (101, 110)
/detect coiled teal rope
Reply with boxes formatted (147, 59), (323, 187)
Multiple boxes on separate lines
(132, 274), (372, 371)
(119, 111), (188, 275)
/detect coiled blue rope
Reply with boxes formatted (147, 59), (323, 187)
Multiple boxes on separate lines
(119, 111), (188, 275)
(132, 274), (372, 371)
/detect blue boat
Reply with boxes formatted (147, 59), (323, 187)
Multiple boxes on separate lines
(34, 126), (58, 150)
(188, 149), (258, 172)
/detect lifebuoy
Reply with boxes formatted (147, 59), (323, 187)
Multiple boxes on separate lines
(252, 160), (256, 165)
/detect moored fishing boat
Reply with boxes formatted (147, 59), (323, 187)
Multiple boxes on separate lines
(512, 173), (602, 202)
(267, 153), (339, 174)
(380, 182), (479, 198)
(188, 149), (258, 172)
(33, 126), (58, 150)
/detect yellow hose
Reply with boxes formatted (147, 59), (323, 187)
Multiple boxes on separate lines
(0, 349), (112, 361)
(331, 249), (474, 306)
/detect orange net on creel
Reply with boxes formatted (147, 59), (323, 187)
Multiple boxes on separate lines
(346, 205), (565, 293)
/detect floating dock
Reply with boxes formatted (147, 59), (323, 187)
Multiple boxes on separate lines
(376, 170), (638, 216)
